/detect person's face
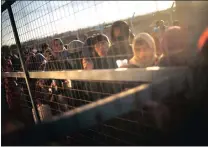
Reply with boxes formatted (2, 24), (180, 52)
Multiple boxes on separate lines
(134, 41), (154, 61)
(113, 27), (121, 38)
(82, 58), (93, 70)
(94, 41), (109, 57)
(52, 40), (62, 53)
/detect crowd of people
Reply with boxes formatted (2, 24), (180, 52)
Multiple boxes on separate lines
(2, 18), (208, 122)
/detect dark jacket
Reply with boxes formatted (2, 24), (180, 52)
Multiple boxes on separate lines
(70, 51), (83, 70)
(158, 53), (188, 67)
(45, 50), (73, 71)
(107, 42), (133, 68)
(107, 21), (133, 68)
(43, 50), (74, 113)
(11, 54), (22, 72)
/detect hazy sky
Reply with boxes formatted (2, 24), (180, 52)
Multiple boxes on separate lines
(2, 1), (174, 45)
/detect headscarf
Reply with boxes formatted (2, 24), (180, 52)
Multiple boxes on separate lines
(67, 40), (84, 69)
(129, 33), (156, 67)
(67, 40), (84, 54)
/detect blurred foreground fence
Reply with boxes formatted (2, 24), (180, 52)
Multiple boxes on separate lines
(3, 66), (208, 145)
(2, 0), (208, 146)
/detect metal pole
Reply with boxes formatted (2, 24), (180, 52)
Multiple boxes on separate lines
(7, 3), (41, 123)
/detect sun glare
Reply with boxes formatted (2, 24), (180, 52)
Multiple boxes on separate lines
(2, 1), (174, 45)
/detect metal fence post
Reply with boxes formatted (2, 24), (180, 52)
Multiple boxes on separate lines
(7, 3), (41, 123)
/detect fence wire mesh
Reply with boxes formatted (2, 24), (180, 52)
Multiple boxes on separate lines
(2, 0), (208, 145)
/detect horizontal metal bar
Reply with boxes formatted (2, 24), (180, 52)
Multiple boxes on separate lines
(2, 67), (189, 82)
(2, 72), (25, 78)
(2, 69), (190, 145)
(1, 0), (16, 12)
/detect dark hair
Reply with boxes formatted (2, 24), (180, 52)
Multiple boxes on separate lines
(1, 45), (9, 52)
(156, 20), (160, 27)
(41, 43), (49, 50)
(110, 20), (130, 43)
(82, 36), (95, 58)
(53, 38), (64, 46)
(1, 45), (10, 56)
(10, 44), (17, 50)
(173, 20), (180, 26)
(93, 34), (110, 45)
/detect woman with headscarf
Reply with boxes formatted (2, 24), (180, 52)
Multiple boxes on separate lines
(61, 40), (87, 108)
(121, 33), (157, 68)
(158, 26), (188, 66)
(107, 20), (133, 68)
(67, 40), (84, 70)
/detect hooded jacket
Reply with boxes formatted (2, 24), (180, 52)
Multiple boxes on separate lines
(67, 40), (84, 69)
